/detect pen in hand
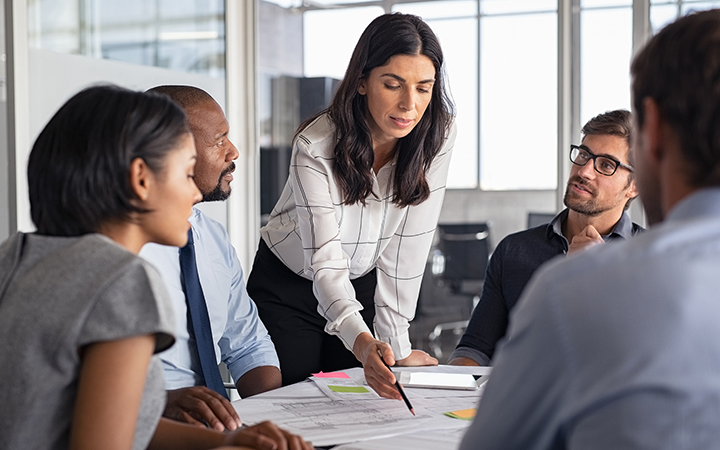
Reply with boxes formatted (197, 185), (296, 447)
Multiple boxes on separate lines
(380, 355), (415, 416)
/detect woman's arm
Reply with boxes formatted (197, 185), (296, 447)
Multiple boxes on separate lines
(357, 124), (457, 397)
(289, 129), (374, 345)
(150, 418), (312, 450)
(70, 335), (312, 450)
(70, 336), (155, 450)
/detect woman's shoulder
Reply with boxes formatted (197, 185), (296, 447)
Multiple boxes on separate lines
(9, 233), (129, 262)
(72, 234), (138, 267)
(442, 118), (458, 149)
(448, 117), (458, 137)
(295, 113), (337, 152)
(20, 233), (143, 282)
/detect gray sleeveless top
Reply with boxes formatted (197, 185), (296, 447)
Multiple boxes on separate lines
(0, 233), (175, 450)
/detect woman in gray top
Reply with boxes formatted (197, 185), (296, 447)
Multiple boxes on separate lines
(0, 85), (311, 450)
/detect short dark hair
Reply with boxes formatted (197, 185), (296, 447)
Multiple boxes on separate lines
(298, 12), (454, 207)
(28, 84), (190, 236)
(631, 9), (720, 187)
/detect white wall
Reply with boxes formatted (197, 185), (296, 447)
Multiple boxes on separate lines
(15, 48), (228, 232)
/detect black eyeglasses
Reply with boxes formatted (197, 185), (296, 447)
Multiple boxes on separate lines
(570, 144), (634, 176)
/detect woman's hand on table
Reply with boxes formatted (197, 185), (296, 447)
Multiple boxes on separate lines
(396, 350), (438, 367)
(353, 332), (402, 400)
(352, 333), (438, 399)
(221, 421), (313, 450)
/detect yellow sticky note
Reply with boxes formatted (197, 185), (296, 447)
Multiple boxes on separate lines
(328, 385), (370, 393)
(444, 408), (477, 420)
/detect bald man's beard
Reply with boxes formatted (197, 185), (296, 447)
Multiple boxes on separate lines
(202, 162), (235, 202)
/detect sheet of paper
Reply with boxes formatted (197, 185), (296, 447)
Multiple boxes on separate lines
(252, 379), (326, 400)
(233, 397), (429, 446)
(332, 427), (469, 450)
(311, 374), (380, 400)
(232, 394), (480, 447)
(231, 366), (485, 447)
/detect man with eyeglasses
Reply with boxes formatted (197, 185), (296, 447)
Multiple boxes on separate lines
(461, 9), (720, 449)
(448, 109), (642, 367)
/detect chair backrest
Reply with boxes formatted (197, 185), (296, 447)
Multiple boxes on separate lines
(437, 223), (490, 286)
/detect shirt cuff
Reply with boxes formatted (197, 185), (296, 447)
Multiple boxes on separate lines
(447, 346), (491, 366)
(378, 331), (412, 361)
(335, 311), (373, 353)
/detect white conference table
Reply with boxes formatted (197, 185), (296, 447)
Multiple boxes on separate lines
(231, 365), (491, 450)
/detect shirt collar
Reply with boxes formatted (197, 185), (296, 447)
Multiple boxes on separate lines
(665, 187), (720, 223)
(548, 209), (568, 241)
(606, 209), (634, 238)
(546, 208), (635, 241)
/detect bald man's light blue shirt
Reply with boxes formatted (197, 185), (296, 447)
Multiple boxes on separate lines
(141, 207), (279, 389)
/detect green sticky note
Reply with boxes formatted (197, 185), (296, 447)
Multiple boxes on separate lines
(328, 384), (370, 393)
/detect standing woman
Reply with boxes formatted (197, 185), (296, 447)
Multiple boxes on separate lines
(248, 13), (456, 398)
(0, 85), (310, 450)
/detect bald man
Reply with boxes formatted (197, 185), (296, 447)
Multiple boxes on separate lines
(140, 86), (281, 432)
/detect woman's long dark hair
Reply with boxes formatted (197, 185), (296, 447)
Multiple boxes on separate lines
(297, 13), (454, 207)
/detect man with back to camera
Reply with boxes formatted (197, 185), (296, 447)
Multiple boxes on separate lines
(461, 9), (720, 449)
(448, 109), (643, 366)
(140, 86), (281, 432)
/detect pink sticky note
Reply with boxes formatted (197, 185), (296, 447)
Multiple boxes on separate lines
(312, 371), (351, 379)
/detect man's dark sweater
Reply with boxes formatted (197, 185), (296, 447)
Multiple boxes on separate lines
(449, 209), (643, 365)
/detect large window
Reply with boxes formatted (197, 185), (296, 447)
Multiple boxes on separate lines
(27, 0), (226, 77)
(285, 0), (559, 190)
(477, 2), (557, 190)
(304, 6), (384, 79)
(650, 0), (720, 31)
(258, 0), (720, 195)
(392, 2), (479, 189)
(580, 1), (633, 126)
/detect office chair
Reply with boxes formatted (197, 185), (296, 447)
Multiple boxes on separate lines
(424, 223), (491, 360)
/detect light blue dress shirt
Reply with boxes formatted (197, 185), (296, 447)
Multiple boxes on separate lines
(461, 188), (720, 450)
(140, 207), (279, 389)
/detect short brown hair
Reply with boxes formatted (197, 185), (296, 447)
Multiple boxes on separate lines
(581, 109), (636, 210)
(581, 109), (633, 165)
(631, 9), (720, 187)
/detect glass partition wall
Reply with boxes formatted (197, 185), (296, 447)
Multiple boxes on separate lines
(27, 0), (226, 77)
(0, 0), (10, 241)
